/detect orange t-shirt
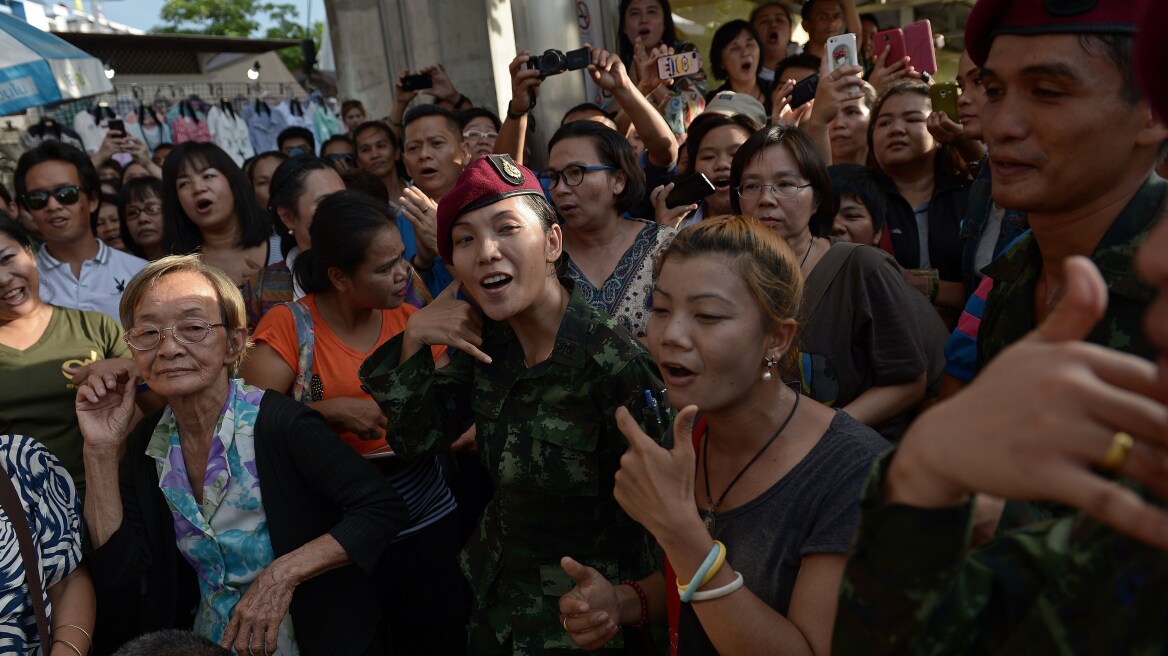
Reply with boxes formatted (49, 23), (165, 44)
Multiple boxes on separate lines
(252, 294), (444, 455)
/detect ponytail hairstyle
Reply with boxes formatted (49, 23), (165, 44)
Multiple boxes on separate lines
(293, 190), (400, 295)
(266, 154), (333, 257)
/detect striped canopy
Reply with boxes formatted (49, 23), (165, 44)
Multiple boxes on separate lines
(0, 12), (113, 116)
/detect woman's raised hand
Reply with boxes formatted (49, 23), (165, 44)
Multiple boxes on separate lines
(75, 366), (138, 452)
(404, 279), (492, 364)
(650, 183), (697, 229)
(613, 405), (701, 540)
(508, 51), (543, 116)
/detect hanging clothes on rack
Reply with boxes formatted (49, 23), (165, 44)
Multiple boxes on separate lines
(136, 101), (171, 155)
(72, 101), (118, 154)
(276, 96), (313, 132)
(167, 98), (212, 145)
(207, 98), (255, 165)
(19, 117), (86, 155)
(306, 92), (344, 145)
(242, 97), (287, 154)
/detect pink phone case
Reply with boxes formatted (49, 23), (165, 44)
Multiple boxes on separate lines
(903, 19), (937, 75)
(873, 28), (906, 65)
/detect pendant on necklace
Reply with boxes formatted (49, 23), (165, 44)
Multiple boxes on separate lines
(704, 509), (716, 534)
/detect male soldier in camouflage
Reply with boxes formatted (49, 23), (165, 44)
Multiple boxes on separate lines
(968, 0), (1166, 370)
(359, 154), (663, 654)
(833, 1), (1168, 652)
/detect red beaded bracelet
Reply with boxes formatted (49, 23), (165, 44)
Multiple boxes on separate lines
(621, 579), (649, 629)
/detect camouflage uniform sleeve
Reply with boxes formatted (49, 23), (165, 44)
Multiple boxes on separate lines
(834, 449), (1045, 655)
(358, 334), (474, 459)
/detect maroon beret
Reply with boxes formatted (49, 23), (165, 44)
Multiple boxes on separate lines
(966, 0), (1147, 67)
(435, 154), (545, 263)
(1136, 0), (1168, 120)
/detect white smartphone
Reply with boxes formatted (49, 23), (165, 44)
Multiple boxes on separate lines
(826, 33), (859, 72)
(657, 51), (701, 80)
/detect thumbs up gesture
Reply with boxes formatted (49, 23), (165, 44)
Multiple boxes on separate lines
(888, 256), (1168, 549)
(613, 404), (701, 540)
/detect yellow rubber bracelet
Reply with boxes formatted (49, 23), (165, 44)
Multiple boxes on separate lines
(677, 540), (727, 592)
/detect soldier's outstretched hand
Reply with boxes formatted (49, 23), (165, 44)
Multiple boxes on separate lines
(401, 280), (492, 364)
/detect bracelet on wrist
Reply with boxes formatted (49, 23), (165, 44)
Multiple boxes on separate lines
(688, 570), (745, 602)
(678, 540), (726, 603)
(621, 579), (650, 629)
(506, 102), (528, 120)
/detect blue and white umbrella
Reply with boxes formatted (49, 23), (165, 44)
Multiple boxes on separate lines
(0, 12), (114, 116)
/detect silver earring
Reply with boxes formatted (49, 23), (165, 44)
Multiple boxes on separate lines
(762, 356), (776, 382)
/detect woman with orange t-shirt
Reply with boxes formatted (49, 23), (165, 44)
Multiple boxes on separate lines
(242, 191), (470, 653)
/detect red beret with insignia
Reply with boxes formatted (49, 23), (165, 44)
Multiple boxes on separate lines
(966, 0), (1147, 67)
(1136, 1), (1168, 120)
(435, 154), (545, 263)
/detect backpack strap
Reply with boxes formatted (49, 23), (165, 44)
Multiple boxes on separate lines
(285, 299), (317, 403)
(800, 242), (861, 323)
(0, 465), (51, 650)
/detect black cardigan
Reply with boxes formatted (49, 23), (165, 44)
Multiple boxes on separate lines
(85, 391), (409, 655)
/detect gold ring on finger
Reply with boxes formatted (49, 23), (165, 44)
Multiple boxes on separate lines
(561, 616), (569, 631)
(1100, 431), (1134, 471)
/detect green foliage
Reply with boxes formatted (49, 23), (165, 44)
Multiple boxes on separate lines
(153, 0), (322, 73)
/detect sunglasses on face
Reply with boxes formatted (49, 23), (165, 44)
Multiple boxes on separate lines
(20, 185), (83, 211)
(324, 153), (356, 165)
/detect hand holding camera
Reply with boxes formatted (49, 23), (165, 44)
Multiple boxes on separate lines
(525, 47), (591, 79)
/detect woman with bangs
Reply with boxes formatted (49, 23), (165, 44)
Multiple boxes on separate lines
(705, 21), (771, 116)
(868, 80), (971, 317)
(614, 0), (706, 141)
(730, 125), (947, 439)
(660, 112), (760, 229)
(558, 215), (889, 655)
(352, 120), (407, 203)
(119, 176), (166, 261)
(545, 120), (674, 338)
(161, 142), (279, 286)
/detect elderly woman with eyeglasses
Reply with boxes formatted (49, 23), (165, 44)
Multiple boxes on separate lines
(75, 255), (408, 655)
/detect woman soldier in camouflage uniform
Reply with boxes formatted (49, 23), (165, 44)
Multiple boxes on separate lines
(360, 154), (665, 655)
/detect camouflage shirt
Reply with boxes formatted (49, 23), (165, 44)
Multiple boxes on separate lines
(359, 278), (663, 655)
(834, 451), (1168, 654)
(976, 175), (1165, 371)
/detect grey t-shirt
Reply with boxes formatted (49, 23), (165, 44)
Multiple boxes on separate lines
(677, 411), (889, 655)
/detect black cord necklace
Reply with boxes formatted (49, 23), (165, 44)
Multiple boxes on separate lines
(799, 235), (816, 268)
(701, 388), (801, 535)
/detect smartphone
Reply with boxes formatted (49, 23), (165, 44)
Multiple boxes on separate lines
(789, 73), (820, 109)
(657, 51), (701, 80)
(826, 33), (858, 72)
(401, 73), (433, 92)
(107, 119), (125, 135)
(903, 19), (937, 75)
(873, 27), (906, 65)
(665, 173), (715, 209)
(929, 82), (959, 122)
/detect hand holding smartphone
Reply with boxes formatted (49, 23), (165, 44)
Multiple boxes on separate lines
(826, 34), (859, 73)
(657, 51), (701, 80)
(664, 173), (715, 209)
(873, 27), (907, 65)
(789, 74), (820, 109)
(401, 72), (433, 92)
(903, 20), (937, 75)
(929, 82), (959, 122)
(107, 119), (125, 136)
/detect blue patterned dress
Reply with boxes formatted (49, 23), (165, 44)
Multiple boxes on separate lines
(0, 435), (81, 655)
(146, 380), (298, 654)
(567, 218), (675, 338)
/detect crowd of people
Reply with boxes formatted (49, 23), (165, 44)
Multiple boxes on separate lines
(0, 0), (1166, 654)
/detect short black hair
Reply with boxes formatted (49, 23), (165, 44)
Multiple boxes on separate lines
(0, 214), (33, 248)
(245, 151), (288, 187)
(277, 126), (316, 153)
(860, 14), (880, 31)
(561, 103), (614, 126)
(730, 124), (836, 237)
(827, 163), (899, 236)
(548, 119), (646, 215)
(293, 190), (401, 295)
(118, 175), (164, 259)
(161, 142), (273, 254)
(403, 104), (462, 139)
(684, 113), (761, 175)
(774, 52), (822, 81)
(800, 0), (842, 22)
(341, 169), (390, 205)
(14, 141), (102, 217)
(320, 134), (353, 153)
(710, 20), (763, 80)
(351, 121), (400, 150)
(93, 191), (120, 234)
(458, 107), (502, 132)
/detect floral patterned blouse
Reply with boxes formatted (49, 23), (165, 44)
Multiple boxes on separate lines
(567, 218), (675, 338)
(146, 379), (299, 654)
